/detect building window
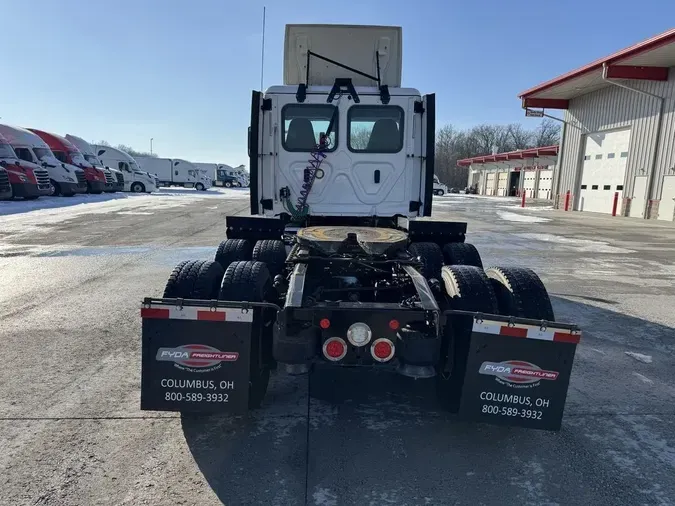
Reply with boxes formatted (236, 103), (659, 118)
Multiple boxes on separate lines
(348, 106), (404, 153)
(592, 185), (599, 190)
(595, 154), (602, 160)
(620, 151), (628, 158)
(617, 185), (624, 190)
(584, 155), (591, 161)
(607, 153), (615, 159)
(603, 185), (611, 190)
(581, 184), (587, 190)
(281, 104), (338, 152)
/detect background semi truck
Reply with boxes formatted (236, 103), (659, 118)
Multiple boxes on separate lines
(65, 134), (125, 193)
(0, 132), (50, 199)
(139, 23), (581, 432)
(135, 157), (208, 191)
(29, 129), (108, 194)
(93, 145), (157, 193)
(0, 124), (86, 197)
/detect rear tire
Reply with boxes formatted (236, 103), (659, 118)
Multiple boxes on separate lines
(224, 181), (232, 188)
(442, 242), (483, 268)
(408, 242), (444, 280)
(195, 183), (205, 191)
(437, 265), (499, 412)
(252, 240), (286, 278)
(214, 238), (253, 270)
(485, 266), (555, 321)
(162, 260), (224, 299)
(219, 261), (273, 409)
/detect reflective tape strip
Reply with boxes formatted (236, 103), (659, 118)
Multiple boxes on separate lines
(141, 305), (253, 322)
(472, 320), (580, 344)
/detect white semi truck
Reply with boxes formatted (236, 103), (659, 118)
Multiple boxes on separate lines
(136, 157), (208, 191)
(66, 134), (125, 193)
(93, 145), (157, 193)
(139, 24), (581, 432)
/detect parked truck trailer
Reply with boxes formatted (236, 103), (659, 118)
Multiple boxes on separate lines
(139, 24), (580, 432)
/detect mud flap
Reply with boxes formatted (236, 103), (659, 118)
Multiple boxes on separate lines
(140, 300), (254, 414)
(458, 318), (580, 431)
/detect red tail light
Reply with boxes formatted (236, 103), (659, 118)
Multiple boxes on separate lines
(319, 318), (331, 329)
(371, 338), (395, 362)
(388, 319), (400, 330)
(323, 337), (347, 361)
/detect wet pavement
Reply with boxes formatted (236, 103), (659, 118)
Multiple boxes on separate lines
(0, 191), (674, 505)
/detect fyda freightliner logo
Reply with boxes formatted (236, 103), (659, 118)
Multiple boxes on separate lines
(156, 344), (238, 372)
(479, 360), (559, 389)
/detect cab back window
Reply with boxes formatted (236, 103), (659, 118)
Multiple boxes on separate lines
(348, 106), (404, 153)
(282, 104), (337, 152)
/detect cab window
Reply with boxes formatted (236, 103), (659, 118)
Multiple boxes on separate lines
(119, 162), (130, 172)
(52, 150), (67, 163)
(282, 104), (337, 152)
(14, 147), (34, 162)
(348, 106), (404, 153)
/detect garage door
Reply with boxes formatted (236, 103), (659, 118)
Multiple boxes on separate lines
(579, 129), (630, 214)
(537, 169), (554, 200)
(523, 170), (537, 198)
(659, 175), (675, 221)
(485, 173), (496, 195)
(497, 172), (508, 196)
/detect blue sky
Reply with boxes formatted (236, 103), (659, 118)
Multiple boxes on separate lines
(1, 0), (672, 165)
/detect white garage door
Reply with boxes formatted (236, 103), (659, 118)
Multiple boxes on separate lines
(659, 175), (675, 221)
(579, 129), (630, 214)
(497, 172), (508, 196)
(537, 169), (554, 200)
(485, 173), (496, 195)
(523, 170), (537, 198)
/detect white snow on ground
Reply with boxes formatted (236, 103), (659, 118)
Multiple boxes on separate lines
(496, 211), (551, 223)
(0, 188), (248, 238)
(516, 233), (636, 254)
(498, 204), (555, 211)
(625, 352), (653, 364)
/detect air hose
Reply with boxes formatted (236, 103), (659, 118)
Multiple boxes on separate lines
(282, 134), (329, 221)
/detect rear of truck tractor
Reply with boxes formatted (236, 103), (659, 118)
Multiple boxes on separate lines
(139, 23), (580, 431)
(140, 219), (580, 431)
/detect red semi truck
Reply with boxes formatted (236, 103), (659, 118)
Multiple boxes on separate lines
(0, 132), (51, 199)
(29, 129), (107, 194)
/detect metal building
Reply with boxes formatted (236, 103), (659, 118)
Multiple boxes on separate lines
(459, 146), (558, 198)
(519, 28), (675, 221)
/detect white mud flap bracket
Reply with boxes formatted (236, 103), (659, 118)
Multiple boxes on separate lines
(458, 316), (581, 431)
(140, 298), (274, 414)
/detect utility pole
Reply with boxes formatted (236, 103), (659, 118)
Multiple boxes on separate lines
(150, 138), (153, 155)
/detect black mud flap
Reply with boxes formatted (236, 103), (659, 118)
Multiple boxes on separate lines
(140, 299), (257, 414)
(458, 317), (581, 431)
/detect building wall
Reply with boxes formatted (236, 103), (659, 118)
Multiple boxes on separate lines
(557, 67), (675, 215)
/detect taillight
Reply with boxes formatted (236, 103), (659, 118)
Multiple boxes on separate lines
(319, 318), (331, 329)
(388, 319), (400, 330)
(371, 338), (395, 362)
(322, 337), (347, 362)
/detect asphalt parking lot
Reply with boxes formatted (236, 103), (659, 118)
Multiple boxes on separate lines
(1, 190), (674, 506)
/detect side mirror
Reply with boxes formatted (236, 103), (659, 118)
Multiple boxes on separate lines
(0, 160), (5, 167)
(14, 159), (20, 166)
(42, 161), (48, 167)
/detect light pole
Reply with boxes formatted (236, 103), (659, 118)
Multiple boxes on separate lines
(150, 138), (153, 155)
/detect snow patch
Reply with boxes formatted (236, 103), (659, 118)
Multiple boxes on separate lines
(517, 233), (636, 254)
(633, 372), (654, 384)
(625, 352), (653, 364)
(496, 211), (551, 223)
(313, 487), (338, 506)
(116, 211), (154, 216)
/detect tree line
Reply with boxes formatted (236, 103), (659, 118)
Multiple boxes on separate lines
(435, 119), (560, 189)
(94, 140), (157, 158)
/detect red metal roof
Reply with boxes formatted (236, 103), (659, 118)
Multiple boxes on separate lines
(457, 145), (559, 167)
(519, 27), (675, 99)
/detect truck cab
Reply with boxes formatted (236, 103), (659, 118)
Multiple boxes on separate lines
(0, 131), (51, 199)
(249, 25), (434, 219)
(65, 134), (124, 193)
(93, 145), (157, 193)
(213, 164), (239, 188)
(29, 129), (107, 194)
(0, 124), (87, 197)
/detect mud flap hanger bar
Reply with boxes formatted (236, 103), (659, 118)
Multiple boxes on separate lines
(142, 297), (282, 312)
(297, 50), (390, 104)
